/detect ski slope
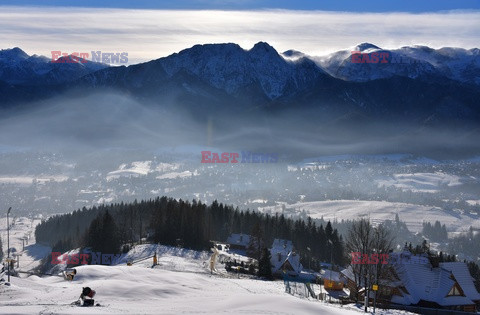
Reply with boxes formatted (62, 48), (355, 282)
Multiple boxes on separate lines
(1, 256), (407, 314)
(3, 265), (351, 314)
(0, 241), (415, 314)
(0, 216), (50, 272)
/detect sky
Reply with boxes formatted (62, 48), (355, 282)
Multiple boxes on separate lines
(1, 0), (479, 11)
(0, 1), (479, 64)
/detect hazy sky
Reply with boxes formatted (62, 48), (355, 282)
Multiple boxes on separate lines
(1, 0), (478, 11)
(0, 5), (479, 64)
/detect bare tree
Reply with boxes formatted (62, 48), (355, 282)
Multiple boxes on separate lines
(345, 219), (394, 302)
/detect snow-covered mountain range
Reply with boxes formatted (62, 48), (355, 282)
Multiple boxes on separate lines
(0, 42), (479, 126)
(2, 42), (478, 89)
(309, 43), (480, 85)
(0, 47), (107, 85)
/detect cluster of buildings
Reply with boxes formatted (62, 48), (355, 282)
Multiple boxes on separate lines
(342, 250), (480, 313)
(221, 234), (304, 277)
(220, 234), (480, 313)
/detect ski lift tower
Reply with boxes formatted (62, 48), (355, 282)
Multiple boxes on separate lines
(13, 252), (22, 268)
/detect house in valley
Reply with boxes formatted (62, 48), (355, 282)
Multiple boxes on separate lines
(226, 233), (251, 255)
(440, 262), (480, 310)
(358, 251), (480, 313)
(270, 239), (303, 277)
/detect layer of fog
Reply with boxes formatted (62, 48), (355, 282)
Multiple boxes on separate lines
(0, 91), (478, 161)
(0, 91), (478, 221)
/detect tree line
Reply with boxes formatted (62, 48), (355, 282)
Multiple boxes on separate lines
(422, 220), (448, 242)
(35, 196), (345, 267)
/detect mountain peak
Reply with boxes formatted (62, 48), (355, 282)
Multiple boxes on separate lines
(250, 42), (277, 54)
(354, 43), (381, 51)
(0, 47), (29, 61)
(189, 42), (241, 51)
(282, 49), (305, 58)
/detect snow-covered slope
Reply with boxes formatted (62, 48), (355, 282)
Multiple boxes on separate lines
(259, 200), (480, 233)
(105, 161), (195, 180)
(398, 46), (480, 85)
(0, 216), (50, 272)
(312, 43), (479, 85)
(1, 243), (415, 315)
(376, 172), (462, 193)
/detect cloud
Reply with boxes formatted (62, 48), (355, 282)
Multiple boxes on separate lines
(0, 6), (479, 64)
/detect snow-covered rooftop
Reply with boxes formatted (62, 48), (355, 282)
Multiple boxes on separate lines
(440, 262), (480, 302)
(322, 269), (342, 282)
(271, 239), (293, 253)
(389, 251), (477, 307)
(270, 239), (302, 275)
(226, 233), (250, 248)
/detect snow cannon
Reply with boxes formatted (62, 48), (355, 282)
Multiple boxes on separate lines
(63, 268), (77, 281)
(80, 287), (96, 306)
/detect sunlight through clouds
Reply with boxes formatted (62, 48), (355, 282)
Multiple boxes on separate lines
(0, 6), (478, 64)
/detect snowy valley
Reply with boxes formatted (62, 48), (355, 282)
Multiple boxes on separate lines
(1, 4), (480, 313)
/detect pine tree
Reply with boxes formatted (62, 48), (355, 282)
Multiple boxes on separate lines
(325, 221), (333, 240)
(247, 222), (263, 260)
(257, 247), (273, 280)
(421, 239), (430, 254)
(84, 210), (120, 255)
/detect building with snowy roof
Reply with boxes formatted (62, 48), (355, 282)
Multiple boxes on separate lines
(321, 269), (345, 291)
(270, 239), (303, 277)
(377, 251), (479, 312)
(226, 234), (251, 255)
(440, 262), (480, 307)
